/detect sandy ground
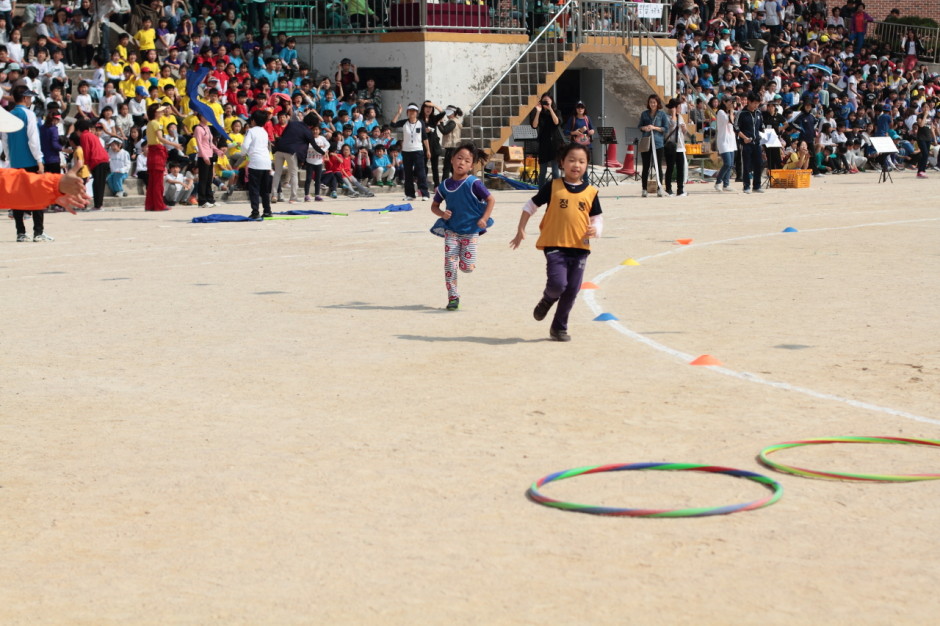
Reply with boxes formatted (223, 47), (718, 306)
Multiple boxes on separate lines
(1, 170), (939, 624)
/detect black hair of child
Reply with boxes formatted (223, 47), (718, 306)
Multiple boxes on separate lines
(452, 140), (487, 164)
(556, 142), (590, 162)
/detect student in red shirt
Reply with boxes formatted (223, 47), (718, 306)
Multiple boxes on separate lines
(77, 118), (111, 211)
(271, 111), (289, 139)
(321, 146), (344, 198)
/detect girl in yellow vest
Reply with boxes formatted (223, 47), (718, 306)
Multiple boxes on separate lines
(509, 143), (603, 342)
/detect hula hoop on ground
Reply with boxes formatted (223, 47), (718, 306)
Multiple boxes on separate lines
(526, 462), (783, 518)
(758, 436), (940, 482)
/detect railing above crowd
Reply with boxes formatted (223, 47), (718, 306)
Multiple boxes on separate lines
(873, 20), (940, 65)
(267, 0), (672, 38)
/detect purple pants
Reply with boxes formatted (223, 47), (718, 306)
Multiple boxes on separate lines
(543, 248), (589, 331)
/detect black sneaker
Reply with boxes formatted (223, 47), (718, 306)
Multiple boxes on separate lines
(249, 212), (260, 219)
(446, 298), (459, 311)
(549, 328), (571, 342)
(533, 298), (553, 321)
(262, 211), (273, 218)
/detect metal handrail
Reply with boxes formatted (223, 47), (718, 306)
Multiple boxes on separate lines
(872, 20), (940, 65)
(628, 10), (682, 98)
(468, 0), (578, 115)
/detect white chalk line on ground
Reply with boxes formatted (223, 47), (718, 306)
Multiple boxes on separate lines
(584, 217), (940, 427)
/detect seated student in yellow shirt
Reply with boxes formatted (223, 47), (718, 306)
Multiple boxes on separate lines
(115, 33), (130, 61)
(105, 51), (125, 84)
(157, 67), (176, 96)
(134, 17), (157, 52)
(141, 50), (161, 76)
(227, 119), (245, 158)
(119, 66), (139, 98)
(125, 52), (141, 77)
(185, 136), (198, 158)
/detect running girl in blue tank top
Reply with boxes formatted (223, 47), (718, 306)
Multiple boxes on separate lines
(430, 141), (495, 310)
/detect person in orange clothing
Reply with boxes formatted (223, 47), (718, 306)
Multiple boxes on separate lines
(1, 105), (89, 214)
(0, 165), (90, 213)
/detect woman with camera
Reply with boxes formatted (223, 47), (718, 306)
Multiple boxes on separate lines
(530, 92), (561, 186)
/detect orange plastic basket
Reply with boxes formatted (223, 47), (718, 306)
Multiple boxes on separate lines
(769, 169), (811, 189)
(684, 143), (703, 155)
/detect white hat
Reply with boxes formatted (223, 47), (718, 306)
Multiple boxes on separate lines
(0, 106), (24, 133)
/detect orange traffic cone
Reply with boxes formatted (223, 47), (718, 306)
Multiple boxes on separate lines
(604, 142), (622, 168)
(616, 142), (636, 176)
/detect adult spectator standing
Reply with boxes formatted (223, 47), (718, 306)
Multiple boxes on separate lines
(145, 103), (180, 212)
(390, 102), (430, 201)
(271, 112), (318, 204)
(638, 94), (667, 197)
(248, 0), (268, 33)
(419, 100), (445, 191)
(915, 112), (935, 179)
(530, 92), (561, 186)
(736, 93), (765, 194)
(194, 112), (225, 208)
(850, 2), (873, 55)
(714, 96), (736, 192)
(760, 0), (784, 38)
(900, 30), (922, 73)
(77, 118), (111, 211)
(792, 100), (820, 174)
(0, 0), (13, 37)
(2, 85), (53, 241)
(663, 98), (688, 197)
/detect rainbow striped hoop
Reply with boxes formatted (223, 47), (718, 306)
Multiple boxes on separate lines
(758, 437), (940, 482)
(526, 462), (783, 518)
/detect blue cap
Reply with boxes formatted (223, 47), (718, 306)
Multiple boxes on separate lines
(136, 86), (148, 96)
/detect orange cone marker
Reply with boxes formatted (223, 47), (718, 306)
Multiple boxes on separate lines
(690, 354), (723, 366)
(581, 282), (599, 290)
(676, 239), (693, 245)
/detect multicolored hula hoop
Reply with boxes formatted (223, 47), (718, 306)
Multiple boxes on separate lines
(526, 462), (783, 518)
(758, 436), (940, 482)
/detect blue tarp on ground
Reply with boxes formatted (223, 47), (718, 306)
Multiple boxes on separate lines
(360, 203), (414, 212)
(191, 214), (259, 223)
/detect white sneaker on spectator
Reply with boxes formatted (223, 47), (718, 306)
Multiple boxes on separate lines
(754, 188), (765, 193)
(722, 186), (734, 192)
(641, 189), (648, 197)
(743, 188), (751, 194)
(713, 183), (721, 192)
(677, 192), (688, 197)
(33, 233), (54, 242)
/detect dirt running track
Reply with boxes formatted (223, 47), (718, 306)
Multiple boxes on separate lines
(1, 172), (938, 624)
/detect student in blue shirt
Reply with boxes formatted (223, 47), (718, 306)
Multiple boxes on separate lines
(371, 144), (395, 185)
(278, 37), (299, 73)
(256, 57), (280, 86)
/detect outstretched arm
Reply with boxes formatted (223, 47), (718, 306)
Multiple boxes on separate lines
(509, 208), (533, 249)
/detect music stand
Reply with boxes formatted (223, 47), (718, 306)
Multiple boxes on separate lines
(595, 127), (618, 186)
(511, 125), (540, 184)
(868, 136), (898, 184)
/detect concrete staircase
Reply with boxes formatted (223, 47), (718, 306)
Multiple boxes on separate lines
(465, 11), (678, 158)
(465, 41), (580, 156)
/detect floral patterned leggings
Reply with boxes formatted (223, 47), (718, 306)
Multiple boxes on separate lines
(444, 231), (478, 300)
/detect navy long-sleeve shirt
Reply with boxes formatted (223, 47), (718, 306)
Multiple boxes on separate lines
(272, 120), (314, 160)
(39, 124), (63, 165)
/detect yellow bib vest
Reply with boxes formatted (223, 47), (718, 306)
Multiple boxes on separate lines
(535, 179), (597, 251)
